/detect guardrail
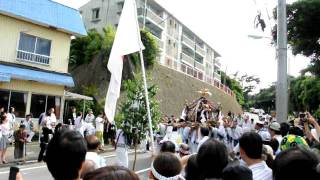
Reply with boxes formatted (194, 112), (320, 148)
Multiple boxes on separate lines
(161, 59), (235, 98)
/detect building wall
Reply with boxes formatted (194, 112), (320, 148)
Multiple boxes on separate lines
(0, 80), (64, 96)
(80, 0), (121, 33)
(0, 14), (71, 73)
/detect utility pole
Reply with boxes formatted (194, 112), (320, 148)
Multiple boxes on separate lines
(276, 0), (288, 123)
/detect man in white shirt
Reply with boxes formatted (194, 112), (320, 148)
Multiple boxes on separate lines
(85, 135), (106, 168)
(197, 126), (210, 152)
(226, 120), (243, 150)
(7, 107), (16, 129)
(255, 120), (271, 142)
(239, 132), (272, 180)
(115, 129), (128, 168)
(240, 115), (254, 133)
(85, 110), (95, 125)
(95, 113), (104, 147)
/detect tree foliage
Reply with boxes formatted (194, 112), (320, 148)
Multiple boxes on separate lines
(273, 0), (320, 76)
(116, 75), (161, 170)
(220, 71), (245, 107)
(69, 25), (159, 70)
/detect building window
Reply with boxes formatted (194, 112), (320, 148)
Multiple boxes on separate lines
(10, 92), (27, 118)
(30, 94), (61, 119)
(168, 39), (171, 45)
(92, 8), (100, 20)
(0, 90), (10, 111)
(47, 96), (61, 119)
(169, 19), (173, 25)
(17, 33), (51, 65)
(173, 42), (176, 48)
(30, 94), (46, 118)
(174, 23), (177, 29)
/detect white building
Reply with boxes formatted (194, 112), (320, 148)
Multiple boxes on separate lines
(80, 0), (223, 84)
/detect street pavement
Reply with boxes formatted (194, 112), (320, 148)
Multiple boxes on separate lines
(0, 150), (152, 180)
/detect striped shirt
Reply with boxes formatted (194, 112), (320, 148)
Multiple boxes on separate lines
(248, 161), (272, 180)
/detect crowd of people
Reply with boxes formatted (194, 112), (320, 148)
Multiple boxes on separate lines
(2, 105), (320, 180)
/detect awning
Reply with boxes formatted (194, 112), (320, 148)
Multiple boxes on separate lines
(0, 64), (74, 87)
(64, 91), (93, 101)
(0, 73), (10, 82)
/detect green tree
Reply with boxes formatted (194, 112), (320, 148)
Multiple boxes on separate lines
(273, 0), (320, 76)
(116, 75), (161, 170)
(220, 71), (245, 107)
(69, 30), (103, 66)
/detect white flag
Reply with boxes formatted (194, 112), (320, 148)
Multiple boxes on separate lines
(104, 0), (144, 122)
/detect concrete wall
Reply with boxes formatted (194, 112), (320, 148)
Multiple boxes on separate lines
(0, 14), (71, 73)
(152, 65), (242, 116)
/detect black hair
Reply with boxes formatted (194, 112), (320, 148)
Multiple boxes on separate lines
(160, 141), (176, 153)
(152, 152), (182, 179)
(26, 114), (32, 118)
(185, 154), (200, 180)
(239, 132), (263, 159)
(222, 165), (253, 180)
(45, 129), (87, 180)
(200, 126), (209, 137)
(269, 138), (280, 154)
(289, 126), (304, 137)
(273, 146), (320, 180)
(0, 112), (7, 124)
(77, 112), (82, 117)
(280, 122), (290, 137)
(9, 107), (14, 113)
(83, 166), (139, 180)
(86, 135), (101, 150)
(197, 139), (228, 179)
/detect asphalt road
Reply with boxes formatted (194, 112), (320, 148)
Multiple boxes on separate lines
(0, 150), (152, 180)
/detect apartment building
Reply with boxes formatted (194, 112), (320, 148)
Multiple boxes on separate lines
(0, 0), (86, 120)
(80, 0), (222, 84)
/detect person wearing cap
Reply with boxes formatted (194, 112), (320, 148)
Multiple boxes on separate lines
(268, 122), (282, 154)
(255, 120), (271, 142)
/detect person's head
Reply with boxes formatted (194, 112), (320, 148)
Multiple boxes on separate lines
(280, 122), (290, 137)
(9, 107), (15, 113)
(26, 114), (32, 121)
(269, 122), (281, 137)
(160, 141), (176, 153)
(255, 121), (264, 130)
(86, 135), (101, 151)
(280, 134), (309, 151)
(239, 132), (263, 162)
(88, 109), (93, 115)
(49, 108), (55, 114)
(19, 124), (26, 131)
(200, 126), (209, 137)
(222, 165), (253, 180)
(0, 112), (8, 124)
(71, 107), (76, 113)
(45, 129), (87, 180)
(150, 152), (182, 180)
(288, 126), (304, 137)
(269, 138), (280, 154)
(197, 139), (228, 179)
(77, 112), (83, 117)
(179, 143), (190, 157)
(185, 154), (200, 180)
(0, 107), (4, 112)
(84, 166), (139, 180)
(273, 147), (320, 180)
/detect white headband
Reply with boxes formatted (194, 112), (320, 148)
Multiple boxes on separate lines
(151, 163), (185, 180)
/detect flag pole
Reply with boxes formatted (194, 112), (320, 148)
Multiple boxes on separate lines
(138, 50), (155, 152)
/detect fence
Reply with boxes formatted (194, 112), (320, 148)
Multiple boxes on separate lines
(163, 59), (235, 98)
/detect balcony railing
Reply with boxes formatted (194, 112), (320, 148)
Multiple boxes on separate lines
(195, 61), (205, 71)
(137, 8), (164, 29)
(196, 45), (205, 57)
(182, 34), (195, 49)
(181, 53), (194, 66)
(160, 60), (235, 98)
(16, 50), (50, 65)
